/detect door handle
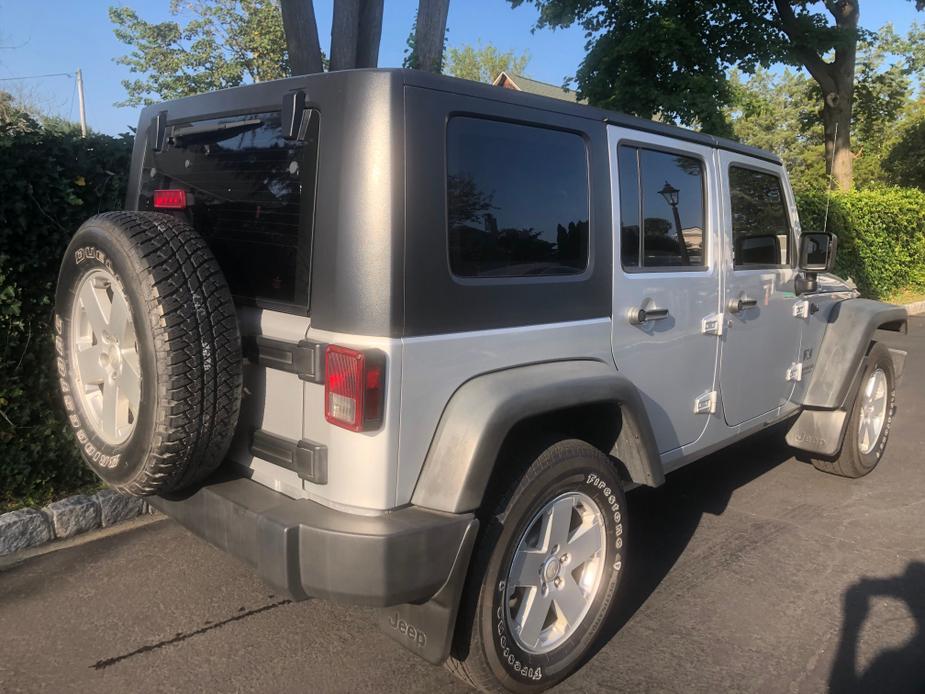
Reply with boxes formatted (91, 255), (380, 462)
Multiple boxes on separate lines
(728, 294), (758, 314)
(627, 306), (670, 325)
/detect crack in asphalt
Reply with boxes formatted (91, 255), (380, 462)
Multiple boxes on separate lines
(91, 599), (293, 670)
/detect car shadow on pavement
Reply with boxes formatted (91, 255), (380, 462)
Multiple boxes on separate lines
(589, 424), (796, 657)
(827, 562), (925, 694)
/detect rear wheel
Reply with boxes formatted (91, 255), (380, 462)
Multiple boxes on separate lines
(54, 211), (243, 496)
(447, 439), (626, 692)
(811, 342), (896, 478)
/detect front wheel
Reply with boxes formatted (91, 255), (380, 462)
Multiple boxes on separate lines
(447, 439), (626, 692)
(811, 342), (896, 478)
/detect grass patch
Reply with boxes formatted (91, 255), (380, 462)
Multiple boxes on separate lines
(885, 286), (925, 306)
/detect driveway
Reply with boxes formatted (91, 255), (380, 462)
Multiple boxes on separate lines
(1, 317), (923, 693)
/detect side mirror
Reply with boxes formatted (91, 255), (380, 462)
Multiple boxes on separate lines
(798, 231), (837, 272)
(795, 231), (837, 295)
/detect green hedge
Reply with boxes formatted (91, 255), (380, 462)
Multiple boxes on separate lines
(796, 186), (925, 299)
(0, 116), (133, 510)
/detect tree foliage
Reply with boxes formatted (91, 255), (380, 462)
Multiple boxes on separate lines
(113, 0), (452, 104)
(728, 24), (925, 191)
(728, 68), (823, 186)
(511, 0), (923, 189)
(884, 115), (925, 190)
(0, 91), (34, 135)
(109, 0), (290, 106)
(445, 42), (530, 83)
(511, 0), (789, 135)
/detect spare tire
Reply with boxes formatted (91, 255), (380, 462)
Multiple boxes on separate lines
(54, 211), (243, 496)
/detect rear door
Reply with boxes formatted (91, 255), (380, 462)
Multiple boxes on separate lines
(608, 127), (721, 454)
(717, 153), (803, 425)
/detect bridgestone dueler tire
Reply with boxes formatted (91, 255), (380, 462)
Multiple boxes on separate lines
(810, 342), (896, 479)
(54, 212), (243, 496)
(446, 439), (626, 693)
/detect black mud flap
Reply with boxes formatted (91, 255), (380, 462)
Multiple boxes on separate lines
(786, 408), (850, 457)
(377, 518), (479, 664)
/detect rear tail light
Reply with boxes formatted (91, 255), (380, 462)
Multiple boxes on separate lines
(153, 189), (187, 209)
(324, 345), (384, 432)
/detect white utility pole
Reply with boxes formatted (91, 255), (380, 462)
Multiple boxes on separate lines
(75, 68), (87, 137)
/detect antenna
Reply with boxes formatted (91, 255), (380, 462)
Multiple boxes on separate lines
(822, 120), (837, 235)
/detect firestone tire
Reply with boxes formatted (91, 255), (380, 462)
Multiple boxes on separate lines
(54, 211), (243, 496)
(446, 439), (626, 693)
(811, 342), (896, 479)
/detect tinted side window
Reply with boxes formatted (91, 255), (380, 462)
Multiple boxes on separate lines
(140, 110), (319, 309)
(619, 145), (706, 269)
(729, 166), (791, 267)
(447, 117), (589, 278)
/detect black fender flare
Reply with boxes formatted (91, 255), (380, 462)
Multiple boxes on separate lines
(410, 360), (663, 514)
(801, 298), (907, 410)
(788, 298), (907, 457)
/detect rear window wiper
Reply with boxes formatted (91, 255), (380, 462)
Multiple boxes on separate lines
(170, 118), (263, 145)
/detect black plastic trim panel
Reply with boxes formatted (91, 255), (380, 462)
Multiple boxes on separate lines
(411, 360), (663, 513)
(149, 474), (474, 606)
(251, 429), (327, 485)
(242, 335), (325, 383)
(801, 299), (908, 409)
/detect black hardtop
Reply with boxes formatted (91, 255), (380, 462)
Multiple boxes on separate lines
(128, 68), (781, 339)
(137, 68), (781, 165)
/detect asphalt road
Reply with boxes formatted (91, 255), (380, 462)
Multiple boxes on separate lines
(1, 317), (923, 694)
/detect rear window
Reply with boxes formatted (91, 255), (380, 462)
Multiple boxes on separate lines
(446, 117), (590, 278)
(139, 110), (320, 311)
(618, 144), (706, 269)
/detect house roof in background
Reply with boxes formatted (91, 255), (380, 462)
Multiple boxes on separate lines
(492, 71), (586, 104)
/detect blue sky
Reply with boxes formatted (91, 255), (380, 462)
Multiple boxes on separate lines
(0, 0), (921, 135)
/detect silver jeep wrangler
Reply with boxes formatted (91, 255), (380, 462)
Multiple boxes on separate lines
(54, 69), (908, 692)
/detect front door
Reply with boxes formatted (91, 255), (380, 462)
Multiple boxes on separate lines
(718, 152), (803, 426)
(608, 127), (721, 454)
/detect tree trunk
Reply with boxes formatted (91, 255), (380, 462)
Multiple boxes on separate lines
(414, 0), (451, 73)
(356, 0), (384, 68)
(330, 0), (383, 70)
(822, 93), (854, 190)
(773, 0), (857, 190)
(280, 0), (324, 75)
(330, 0), (360, 71)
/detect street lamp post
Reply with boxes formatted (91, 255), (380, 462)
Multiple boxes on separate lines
(659, 181), (690, 265)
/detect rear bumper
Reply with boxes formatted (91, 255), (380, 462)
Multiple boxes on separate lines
(149, 475), (475, 606)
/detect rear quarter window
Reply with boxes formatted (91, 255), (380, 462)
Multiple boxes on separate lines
(139, 110), (320, 311)
(446, 117), (590, 278)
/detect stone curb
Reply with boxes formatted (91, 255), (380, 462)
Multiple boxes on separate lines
(904, 299), (925, 316)
(0, 490), (160, 557)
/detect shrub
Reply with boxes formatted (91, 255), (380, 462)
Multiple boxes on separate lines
(883, 117), (925, 190)
(0, 118), (133, 509)
(796, 186), (925, 299)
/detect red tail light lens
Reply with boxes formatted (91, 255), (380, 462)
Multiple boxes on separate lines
(324, 345), (384, 431)
(153, 189), (187, 209)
